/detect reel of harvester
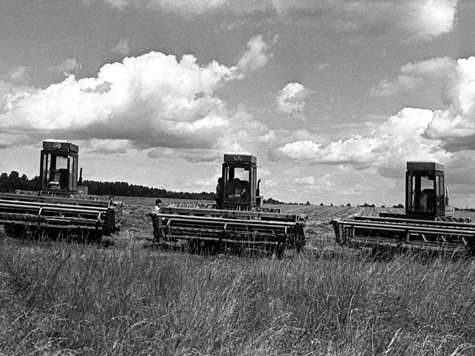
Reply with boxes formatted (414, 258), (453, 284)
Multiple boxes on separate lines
(331, 162), (475, 257)
(0, 193), (122, 242)
(331, 216), (475, 256)
(149, 206), (306, 258)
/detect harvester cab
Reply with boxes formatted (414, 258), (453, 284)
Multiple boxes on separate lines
(404, 162), (453, 219)
(40, 139), (80, 195)
(331, 161), (475, 255)
(221, 154), (261, 210)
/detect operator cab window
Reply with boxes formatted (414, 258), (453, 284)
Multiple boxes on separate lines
(224, 167), (250, 204)
(42, 153), (76, 191)
(408, 174), (435, 213)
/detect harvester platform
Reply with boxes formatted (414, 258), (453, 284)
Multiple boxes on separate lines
(0, 193), (122, 239)
(149, 206), (306, 257)
(331, 216), (475, 256)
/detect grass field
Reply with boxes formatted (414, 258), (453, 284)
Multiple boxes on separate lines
(1, 197), (475, 355)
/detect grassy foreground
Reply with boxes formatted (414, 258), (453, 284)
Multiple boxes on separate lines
(1, 238), (475, 356)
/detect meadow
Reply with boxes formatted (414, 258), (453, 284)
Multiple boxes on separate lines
(1, 197), (475, 355)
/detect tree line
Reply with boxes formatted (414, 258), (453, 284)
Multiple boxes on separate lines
(0, 170), (326, 205)
(0, 171), (215, 200)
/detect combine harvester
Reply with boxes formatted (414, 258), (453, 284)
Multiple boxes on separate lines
(149, 154), (306, 257)
(0, 140), (122, 242)
(331, 162), (475, 256)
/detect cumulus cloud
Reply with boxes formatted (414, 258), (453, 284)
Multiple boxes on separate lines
(276, 82), (308, 115)
(262, 179), (278, 188)
(103, 0), (226, 15)
(294, 175), (314, 185)
(158, 0), (226, 14)
(0, 38), (272, 160)
(369, 55), (475, 152)
(270, 54), (475, 184)
(271, 107), (451, 177)
(147, 147), (221, 162)
(112, 39), (130, 56)
(258, 130), (277, 143)
(86, 139), (131, 154)
(424, 57), (475, 149)
(57, 58), (81, 74)
(272, 0), (457, 41)
(0, 54), (226, 148)
(147, 147), (175, 159)
(0, 81), (37, 115)
(10, 67), (29, 82)
(99, 0), (457, 41)
(369, 57), (455, 97)
(236, 35), (270, 75)
(293, 174), (336, 193)
(403, 0), (458, 41)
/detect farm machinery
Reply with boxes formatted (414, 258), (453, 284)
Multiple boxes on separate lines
(149, 154), (306, 257)
(331, 162), (475, 255)
(0, 140), (122, 241)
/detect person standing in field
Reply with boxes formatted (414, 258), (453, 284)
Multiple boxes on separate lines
(215, 178), (223, 209)
(154, 199), (162, 212)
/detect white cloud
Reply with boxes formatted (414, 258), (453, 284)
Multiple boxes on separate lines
(103, 0), (226, 14)
(276, 82), (308, 114)
(369, 57), (455, 97)
(147, 147), (175, 159)
(0, 52), (235, 149)
(147, 147), (221, 162)
(10, 67), (29, 82)
(99, 0), (457, 42)
(317, 63), (329, 70)
(294, 176), (314, 185)
(424, 57), (475, 148)
(57, 58), (81, 74)
(271, 0), (457, 41)
(112, 39), (130, 56)
(271, 107), (451, 177)
(0, 39), (273, 162)
(102, 0), (127, 9)
(86, 139), (131, 154)
(158, 0), (226, 14)
(237, 35), (271, 75)
(293, 174), (336, 193)
(258, 130), (276, 143)
(263, 179), (278, 188)
(368, 75), (419, 97)
(368, 55), (475, 152)
(0, 81), (37, 117)
(271, 54), (475, 187)
(404, 0), (458, 41)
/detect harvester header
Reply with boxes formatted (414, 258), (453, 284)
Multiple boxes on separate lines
(149, 152), (306, 257)
(331, 161), (475, 256)
(0, 140), (122, 242)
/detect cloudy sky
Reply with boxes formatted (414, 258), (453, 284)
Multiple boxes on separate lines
(1, 0), (475, 207)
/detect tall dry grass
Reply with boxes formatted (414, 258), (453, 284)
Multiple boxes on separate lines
(1, 237), (475, 355)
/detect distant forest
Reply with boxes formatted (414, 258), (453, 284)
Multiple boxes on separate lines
(0, 171), (215, 200)
(0, 170), (293, 204)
